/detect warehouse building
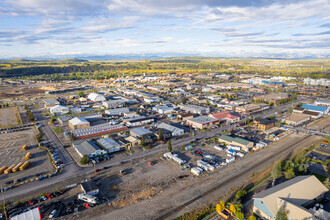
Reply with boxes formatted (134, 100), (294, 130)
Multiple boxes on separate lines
(57, 115), (72, 125)
(253, 93), (289, 105)
(73, 140), (107, 160)
(71, 124), (126, 139)
(179, 104), (210, 115)
(301, 104), (329, 115)
(102, 99), (126, 109)
(218, 135), (254, 151)
(186, 116), (219, 129)
(157, 122), (184, 137)
(69, 117), (90, 130)
(105, 107), (130, 116)
(88, 93), (106, 102)
(123, 116), (154, 127)
(130, 127), (153, 138)
(253, 175), (329, 220)
(43, 98), (60, 108)
(235, 104), (261, 115)
(49, 105), (69, 116)
(177, 112), (194, 121)
(286, 113), (311, 126)
(153, 105), (174, 114)
(209, 111), (240, 123)
(315, 99), (330, 107)
(96, 137), (125, 153)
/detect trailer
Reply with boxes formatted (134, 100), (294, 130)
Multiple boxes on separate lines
(191, 167), (203, 176)
(0, 166), (7, 175)
(226, 149), (236, 155)
(214, 145), (224, 151)
(12, 162), (23, 172)
(4, 164), (16, 174)
(226, 157), (235, 163)
(78, 193), (99, 204)
(21, 145), (28, 151)
(19, 161), (30, 171)
(227, 145), (241, 151)
(25, 152), (31, 160)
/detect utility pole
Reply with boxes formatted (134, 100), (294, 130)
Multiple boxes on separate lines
(1, 184), (7, 220)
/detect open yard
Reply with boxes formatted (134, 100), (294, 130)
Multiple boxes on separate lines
(0, 127), (54, 186)
(0, 107), (21, 128)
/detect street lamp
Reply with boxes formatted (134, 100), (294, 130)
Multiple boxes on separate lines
(91, 160), (96, 175)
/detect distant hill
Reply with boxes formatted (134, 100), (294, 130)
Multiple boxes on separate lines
(0, 58), (88, 64)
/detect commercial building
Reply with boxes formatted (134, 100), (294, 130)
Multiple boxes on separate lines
(105, 107), (130, 116)
(253, 93), (289, 105)
(157, 122), (184, 137)
(186, 116), (219, 129)
(102, 99), (126, 109)
(253, 118), (276, 131)
(49, 105), (69, 116)
(180, 104), (210, 115)
(253, 175), (329, 220)
(236, 104), (261, 115)
(81, 181), (99, 196)
(125, 136), (141, 147)
(209, 111), (240, 123)
(153, 105), (174, 114)
(130, 127), (153, 138)
(68, 117), (90, 130)
(43, 98), (60, 108)
(315, 99), (330, 107)
(88, 93), (106, 102)
(301, 104), (329, 115)
(218, 135), (254, 151)
(123, 116), (154, 127)
(177, 113), (194, 121)
(96, 137), (125, 153)
(73, 140), (107, 160)
(57, 115), (72, 125)
(286, 113), (311, 126)
(71, 124), (126, 139)
(303, 110), (322, 119)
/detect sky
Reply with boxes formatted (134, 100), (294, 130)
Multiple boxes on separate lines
(0, 0), (330, 59)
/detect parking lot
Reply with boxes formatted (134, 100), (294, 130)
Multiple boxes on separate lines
(0, 127), (53, 187)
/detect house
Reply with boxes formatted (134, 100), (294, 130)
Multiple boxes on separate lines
(96, 137), (125, 153)
(153, 105), (174, 114)
(179, 104), (210, 115)
(218, 135), (254, 151)
(286, 113), (311, 126)
(105, 108), (129, 116)
(253, 175), (329, 220)
(43, 98), (60, 108)
(186, 116), (219, 129)
(81, 181), (99, 196)
(57, 115), (72, 125)
(157, 123), (184, 137)
(88, 93), (106, 102)
(254, 118), (276, 131)
(177, 113), (194, 121)
(301, 104), (329, 115)
(102, 99), (125, 109)
(49, 105), (69, 116)
(68, 117), (90, 130)
(72, 140), (107, 160)
(209, 111), (240, 123)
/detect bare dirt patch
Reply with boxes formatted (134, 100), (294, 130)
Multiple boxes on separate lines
(0, 107), (21, 128)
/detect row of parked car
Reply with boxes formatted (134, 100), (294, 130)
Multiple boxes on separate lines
(0, 124), (34, 134)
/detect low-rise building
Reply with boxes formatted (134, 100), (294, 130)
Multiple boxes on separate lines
(130, 127), (153, 138)
(125, 136), (141, 147)
(68, 117), (90, 130)
(236, 104), (261, 115)
(253, 93), (289, 105)
(301, 104), (329, 115)
(71, 124), (126, 139)
(157, 122), (184, 137)
(209, 111), (240, 123)
(49, 105), (69, 116)
(187, 116), (219, 129)
(302, 110), (322, 119)
(286, 113), (311, 126)
(153, 105), (174, 114)
(43, 98), (60, 108)
(81, 181), (99, 196)
(218, 135), (254, 151)
(96, 137), (125, 153)
(315, 99), (330, 107)
(123, 116), (154, 127)
(73, 140), (107, 160)
(88, 93), (106, 102)
(179, 104), (210, 114)
(254, 118), (276, 131)
(105, 108), (130, 116)
(102, 99), (125, 109)
(177, 113), (194, 121)
(57, 115), (72, 125)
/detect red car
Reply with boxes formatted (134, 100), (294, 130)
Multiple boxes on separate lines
(147, 161), (154, 166)
(95, 169), (101, 173)
(195, 151), (202, 154)
(83, 203), (92, 209)
(46, 193), (54, 199)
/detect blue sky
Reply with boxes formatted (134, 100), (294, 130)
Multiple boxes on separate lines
(0, 0), (329, 59)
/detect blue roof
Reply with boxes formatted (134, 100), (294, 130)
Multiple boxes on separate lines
(302, 104), (328, 113)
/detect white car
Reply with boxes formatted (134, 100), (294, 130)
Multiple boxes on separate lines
(49, 209), (57, 219)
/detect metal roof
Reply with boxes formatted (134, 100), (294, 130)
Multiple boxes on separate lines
(69, 117), (89, 126)
(130, 127), (152, 136)
(73, 140), (102, 156)
(219, 135), (252, 146)
(97, 137), (121, 149)
(302, 104), (328, 113)
(157, 122), (183, 134)
(187, 116), (219, 124)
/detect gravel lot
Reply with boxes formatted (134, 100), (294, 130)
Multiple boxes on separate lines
(0, 107), (21, 128)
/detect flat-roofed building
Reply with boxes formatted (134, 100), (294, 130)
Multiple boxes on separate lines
(105, 107), (129, 116)
(96, 137), (125, 153)
(315, 99), (330, 107)
(253, 118), (276, 131)
(102, 99), (126, 109)
(68, 117), (90, 130)
(236, 104), (261, 115)
(302, 104), (329, 115)
(43, 98), (60, 108)
(218, 135), (254, 151)
(209, 111), (240, 123)
(157, 122), (184, 137)
(130, 127), (153, 138)
(123, 116), (154, 127)
(179, 104), (210, 115)
(153, 105), (174, 114)
(72, 124), (126, 139)
(177, 113), (194, 121)
(286, 113), (311, 126)
(125, 136), (141, 147)
(187, 116), (219, 129)
(253, 93), (289, 105)
(73, 140), (107, 160)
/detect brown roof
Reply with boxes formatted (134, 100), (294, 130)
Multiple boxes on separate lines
(294, 107), (305, 111)
(302, 110), (320, 116)
(178, 112), (194, 117)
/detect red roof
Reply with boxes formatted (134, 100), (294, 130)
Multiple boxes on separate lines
(211, 111), (240, 120)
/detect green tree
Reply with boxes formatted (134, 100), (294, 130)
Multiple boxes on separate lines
(248, 215), (257, 220)
(236, 190), (247, 200)
(229, 204), (237, 214)
(80, 155), (89, 164)
(136, 108), (140, 114)
(206, 99), (210, 106)
(275, 204), (287, 220)
(158, 129), (163, 141)
(235, 211), (244, 220)
(272, 160), (283, 179)
(218, 201), (225, 211)
(324, 178), (330, 189)
(284, 167), (296, 179)
(141, 136), (146, 147)
(269, 102), (274, 106)
(298, 163), (304, 173)
(168, 139), (172, 152)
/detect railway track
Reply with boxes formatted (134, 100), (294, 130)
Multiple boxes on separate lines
(155, 134), (312, 220)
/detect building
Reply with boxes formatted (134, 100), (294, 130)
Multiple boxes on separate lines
(123, 116), (154, 127)
(72, 140), (107, 160)
(177, 113), (194, 121)
(102, 99), (126, 109)
(57, 115), (72, 125)
(187, 116), (219, 129)
(157, 122), (184, 137)
(96, 137), (125, 153)
(286, 113), (311, 126)
(125, 136), (141, 147)
(43, 98), (60, 108)
(68, 117), (90, 130)
(88, 93), (106, 102)
(81, 181), (99, 196)
(72, 124), (126, 139)
(10, 207), (41, 220)
(254, 118), (276, 131)
(153, 105), (174, 114)
(253, 93), (289, 105)
(105, 108), (130, 116)
(236, 104), (261, 115)
(49, 105), (69, 116)
(180, 104), (210, 115)
(218, 135), (254, 151)
(130, 127), (153, 138)
(301, 104), (329, 115)
(315, 99), (330, 107)
(302, 110), (322, 119)
(293, 106), (305, 113)
(209, 111), (240, 123)
(253, 175), (329, 220)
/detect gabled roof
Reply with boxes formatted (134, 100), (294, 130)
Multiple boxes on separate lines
(69, 117), (89, 126)
(302, 104), (328, 113)
(157, 122), (183, 134)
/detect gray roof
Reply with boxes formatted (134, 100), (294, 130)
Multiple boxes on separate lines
(81, 181), (98, 193)
(73, 140), (101, 156)
(69, 117), (89, 126)
(157, 123), (183, 134)
(43, 98), (59, 105)
(130, 127), (152, 136)
(188, 116), (219, 124)
(58, 115), (72, 122)
(97, 137), (121, 150)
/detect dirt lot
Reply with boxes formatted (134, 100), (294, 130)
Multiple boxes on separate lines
(0, 127), (54, 186)
(308, 116), (330, 133)
(0, 107), (21, 128)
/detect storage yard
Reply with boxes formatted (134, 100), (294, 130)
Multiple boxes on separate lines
(0, 127), (53, 187)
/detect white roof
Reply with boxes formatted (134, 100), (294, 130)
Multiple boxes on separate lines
(88, 93), (106, 102)
(69, 117), (89, 126)
(11, 207), (41, 220)
(49, 105), (69, 112)
(97, 137), (121, 149)
(158, 122), (183, 133)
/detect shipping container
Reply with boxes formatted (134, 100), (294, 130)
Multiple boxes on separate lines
(214, 145), (224, 151)
(226, 149), (236, 155)
(4, 164), (16, 174)
(21, 145), (28, 151)
(236, 152), (245, 158)
(12, 162), (23, 172)
(19, 161), (30, 171)
(0, 166), (7, 174)
(25, 152), (31, 160)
